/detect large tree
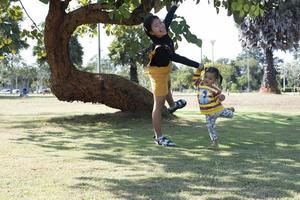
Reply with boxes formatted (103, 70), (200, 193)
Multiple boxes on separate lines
(1, 0), (269, 113)
(239, 0), (300, 93)
(43, 0), (269, 113)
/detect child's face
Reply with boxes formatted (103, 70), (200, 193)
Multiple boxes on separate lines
(204, 72), (217, 86)
(149, 18), (167, 38)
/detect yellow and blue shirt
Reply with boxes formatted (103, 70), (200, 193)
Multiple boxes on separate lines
(192, 69), (224, 115)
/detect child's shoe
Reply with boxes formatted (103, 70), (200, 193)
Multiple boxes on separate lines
(208, 140), (219, 150)
(227, 107), (235, 112)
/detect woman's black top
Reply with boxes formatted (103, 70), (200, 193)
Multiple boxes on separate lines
(149, 5), (200, 68)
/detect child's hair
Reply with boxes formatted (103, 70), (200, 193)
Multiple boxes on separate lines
(143, 14), (159, 38)
(205, 67), (223, 86)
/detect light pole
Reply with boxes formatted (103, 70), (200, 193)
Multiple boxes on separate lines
(97, 23), (101, 73)
(247, 61), (250, 92)
(95, 0), (101, 73)
(247, 54), (250, 92)
(283, 67), (286, 92)
(200, 46), (203, 63)
(210, 40), (215, 64)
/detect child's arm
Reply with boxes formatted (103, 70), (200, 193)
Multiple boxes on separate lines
(216, 94), (225, 102)
(164, 3), (178, 30)
(192, 68), (203, 86)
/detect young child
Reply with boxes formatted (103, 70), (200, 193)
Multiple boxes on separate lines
(143, 2), (203, 146)
(192, 66), (235, 149)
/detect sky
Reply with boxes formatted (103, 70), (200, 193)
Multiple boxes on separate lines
(19, 0), (293, 65)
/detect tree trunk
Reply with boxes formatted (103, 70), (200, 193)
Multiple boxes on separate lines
(129, 59), (139, 84)
(44, 0), (167, 114)
(259, 48), (281, 94)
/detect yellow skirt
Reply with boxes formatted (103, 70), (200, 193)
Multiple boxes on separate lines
(145, 64), (172, 97)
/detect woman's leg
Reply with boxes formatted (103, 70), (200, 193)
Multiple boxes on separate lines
(166, 79), (175, 108)
(166, 80), (187, 113)
(152, 95), (166, 138)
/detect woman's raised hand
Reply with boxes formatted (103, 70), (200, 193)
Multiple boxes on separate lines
(171, 1), (179, 7)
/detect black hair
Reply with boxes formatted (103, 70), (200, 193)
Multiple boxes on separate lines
(143, 14), (159, 39)
(205, 67), (223, 86)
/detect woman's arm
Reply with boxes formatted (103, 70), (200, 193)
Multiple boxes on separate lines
(150, 46), (202, 68)
(170, 52), (201, 68)
(164, 4), (178, 30)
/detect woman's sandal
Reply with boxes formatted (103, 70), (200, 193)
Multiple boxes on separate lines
(168, 99), (187, 114)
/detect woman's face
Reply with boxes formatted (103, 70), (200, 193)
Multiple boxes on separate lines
(149, 18), (167, 38)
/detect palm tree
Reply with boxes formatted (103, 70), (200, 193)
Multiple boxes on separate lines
(239, 1), (300, 93)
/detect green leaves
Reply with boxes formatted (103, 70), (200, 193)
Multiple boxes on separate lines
(231, 0), (264, 19)
(107, 3), (131, 20)
(38, 0), (49, 4)
(3, 38), (12, 45)
(107, 24), (151, 68)
(170, 16), (202, 48)
(239, 1), (300, 52)
(0, 0), (9, 4)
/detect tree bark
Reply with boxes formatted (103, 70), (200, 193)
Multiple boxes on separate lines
(129, 59), (139, 84)
(44, 0), (166, 114)
(259, 48), (281, 94)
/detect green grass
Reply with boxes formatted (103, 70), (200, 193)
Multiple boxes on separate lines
(0, 95), (299, 200)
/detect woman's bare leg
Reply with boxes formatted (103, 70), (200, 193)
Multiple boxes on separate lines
(166, 80), (175, 108)
(152, 95), (166, 138)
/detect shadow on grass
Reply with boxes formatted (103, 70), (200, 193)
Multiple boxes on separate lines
(12, 111), (300, 199)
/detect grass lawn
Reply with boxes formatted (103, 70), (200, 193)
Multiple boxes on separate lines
(0, 93), (299, 200)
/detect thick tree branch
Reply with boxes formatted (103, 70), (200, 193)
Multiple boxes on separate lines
(19, 0), (41, 32)
(63, 1), (154, 36)
(63, 0), (72, 10)
(44, 0), (168, 114)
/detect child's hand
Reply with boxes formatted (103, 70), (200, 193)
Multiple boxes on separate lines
(198, 63), (204, 70)
(217, 94), (225, 101)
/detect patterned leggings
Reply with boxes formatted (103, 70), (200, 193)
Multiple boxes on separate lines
(205, 108), (234, 141)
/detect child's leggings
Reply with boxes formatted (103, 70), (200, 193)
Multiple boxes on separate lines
(205, 108), (234, 141)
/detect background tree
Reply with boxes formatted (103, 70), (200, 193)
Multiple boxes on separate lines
(277, 58), (300, 92)
(239, 0), (300, 93)
(0, 54), (24, 90)
(69, 35), (84, 70)
(0, 0), (274, 114)
(0, 0), (28, 59)
(234, 50), (264, 91)
(285, 61), (300, 90)
(171, 67), (194, 91)
(107, 25), (150, 83)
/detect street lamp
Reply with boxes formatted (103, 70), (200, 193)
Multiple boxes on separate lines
(95, 0), (101, 73)
(97, 23), (101, 73)
(210, 40), (216, 64)
(200, 46), (203, 63)
(247, 53), (250, 92)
